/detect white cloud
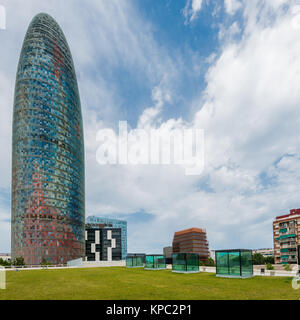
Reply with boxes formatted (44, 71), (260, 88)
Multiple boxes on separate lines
(100, 0), (300, 251)
(224, 0), (242, 15)
(218, 21), (241, 40)
(137, 86), (171, 129)
(85, 0), (300, 252)
(183, 0), (203, 23)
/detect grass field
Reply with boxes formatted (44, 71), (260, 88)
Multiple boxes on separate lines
(0, 267), (299, 300)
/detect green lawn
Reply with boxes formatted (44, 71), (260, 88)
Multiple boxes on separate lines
(0, 267), (299, 300)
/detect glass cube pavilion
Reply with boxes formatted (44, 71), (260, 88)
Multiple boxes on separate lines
(215, 249), (253, 278)
(126, 254), (145, 268)
(145, 255), (166, 270)
(172, 253), (199, 273)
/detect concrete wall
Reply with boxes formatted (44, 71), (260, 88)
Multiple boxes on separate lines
(67, 258), (125, 268)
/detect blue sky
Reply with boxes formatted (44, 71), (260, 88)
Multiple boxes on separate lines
(0, 0), (300, 254)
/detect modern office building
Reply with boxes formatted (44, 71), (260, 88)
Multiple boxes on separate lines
(11, 13), (85, 265)
(172, 228), (210, 263)
(273, 209), (300, 264)
(163, 246), (173, 264)
(163, 246), (173, 259)
(85, 227), (122, 261)
(86, 216), (127, 259)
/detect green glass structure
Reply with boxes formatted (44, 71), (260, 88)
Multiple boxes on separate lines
(215, 249), (253, 278)
(126, 254), (144, 268)
(172, 253), (199, 273)
(145, 255), (166, 270)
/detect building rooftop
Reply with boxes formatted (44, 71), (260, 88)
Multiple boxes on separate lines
(86, 216), (127, 224)
(275, 208), (300, 220)
(174, 228), (206, 236)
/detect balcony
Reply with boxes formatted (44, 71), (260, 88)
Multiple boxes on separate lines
(279, 223), (288, 228)
(280, 244), (296, 249)
(279, 234), (296, 241)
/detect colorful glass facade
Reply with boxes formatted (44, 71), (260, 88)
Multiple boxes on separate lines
(11, 13), (85, 265)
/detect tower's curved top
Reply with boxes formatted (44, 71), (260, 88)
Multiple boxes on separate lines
(12, 13), (85, 265)
(17, 12), (83, 122)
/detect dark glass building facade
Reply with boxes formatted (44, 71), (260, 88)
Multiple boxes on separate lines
(86, 216), (127, 259)
(11, 13), (85, 265)
(85, 228), (122, 261)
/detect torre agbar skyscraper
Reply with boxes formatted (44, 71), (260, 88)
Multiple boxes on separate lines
(11, 13), (85, 265)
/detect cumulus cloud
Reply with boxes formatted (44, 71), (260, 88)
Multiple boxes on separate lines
(93, 0), (300, 251)
(137, 86), (171, 129)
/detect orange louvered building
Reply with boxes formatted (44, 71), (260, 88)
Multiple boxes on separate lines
(172, 228), (210, 263)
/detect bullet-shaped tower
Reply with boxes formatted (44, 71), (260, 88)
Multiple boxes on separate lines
(11, 13), (85, 265)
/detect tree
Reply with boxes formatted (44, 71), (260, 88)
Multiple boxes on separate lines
(205, 257), (215, 267)
(13, 257), (25, 266)
(253, 253), (265, 265)
(283, 264), (292, 272)
(0, 258), (11, 267)
(264, 256), (275, 264)
(41, 258), (51, 266)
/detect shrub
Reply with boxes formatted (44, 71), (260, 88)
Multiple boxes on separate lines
(204, 257), (215, 267)
(13, 257), (25, 266)
(41, 258), (52, 266)
(283, 264), (292, 272)
(266, 263), (274, 270)
(264, 256), (275, 264)
(0, 258), (11, 267)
